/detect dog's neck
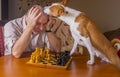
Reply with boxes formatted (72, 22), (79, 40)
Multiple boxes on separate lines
(58, 7), (81, 25)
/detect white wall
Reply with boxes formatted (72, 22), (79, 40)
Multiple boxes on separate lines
(8, 0), (120, 32)
(67, 0), (120, 32)
(8, 0), (19, 19)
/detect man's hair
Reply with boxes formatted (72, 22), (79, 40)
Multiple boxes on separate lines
(25, 5), (43, 16)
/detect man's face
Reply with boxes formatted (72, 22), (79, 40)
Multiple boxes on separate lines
(33, 13), (49, 33)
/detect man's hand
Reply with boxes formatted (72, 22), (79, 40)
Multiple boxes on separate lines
(26, 5), (42, 29)
(45, 16), (55, 31)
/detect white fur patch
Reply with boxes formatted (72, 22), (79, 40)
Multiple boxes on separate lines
(44, 6), (50, 14)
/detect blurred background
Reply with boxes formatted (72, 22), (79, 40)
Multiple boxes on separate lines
(1, 0), (120, 32)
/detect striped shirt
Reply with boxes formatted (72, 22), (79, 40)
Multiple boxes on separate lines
(4, 16), (73, 55)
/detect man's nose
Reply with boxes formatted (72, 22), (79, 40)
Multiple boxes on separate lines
(39, 24), (44, 30)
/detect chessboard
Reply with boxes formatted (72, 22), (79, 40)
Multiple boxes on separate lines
(26, 47), (72, 70)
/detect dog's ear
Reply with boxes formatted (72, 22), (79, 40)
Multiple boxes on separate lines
(50, 5), (65, 17)
(60, 0), (69, 6)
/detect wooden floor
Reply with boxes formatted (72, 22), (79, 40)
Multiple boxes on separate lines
(0, 53), (120, 77)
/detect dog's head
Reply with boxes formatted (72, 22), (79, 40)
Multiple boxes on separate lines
(44, 0), (68, 17)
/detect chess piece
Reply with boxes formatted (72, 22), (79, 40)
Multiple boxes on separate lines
(29, 52), (36, 63)
(47, 54), (51, 62)
(39, 48), (43, 58)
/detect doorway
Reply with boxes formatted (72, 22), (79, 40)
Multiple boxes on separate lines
(1, 0), (8, 20)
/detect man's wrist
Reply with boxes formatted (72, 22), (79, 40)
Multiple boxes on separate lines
(45, 29), (52, 32)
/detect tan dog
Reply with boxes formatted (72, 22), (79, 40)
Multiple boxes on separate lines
(44, 0), (120, 69)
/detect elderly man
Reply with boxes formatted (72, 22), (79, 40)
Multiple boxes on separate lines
(4, 5), (62, 58)
(4, 5), (74, 58)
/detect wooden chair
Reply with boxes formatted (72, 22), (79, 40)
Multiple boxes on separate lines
(0, 20), (9, 56)
(0, 26), (4, 56)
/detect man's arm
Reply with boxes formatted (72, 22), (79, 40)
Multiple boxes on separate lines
(12, 26), (33, 58)
(45, 16), (61, 52)
(12, 6), (42, 58)
(46, 32), (61, 52)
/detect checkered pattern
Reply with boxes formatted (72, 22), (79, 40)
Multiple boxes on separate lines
(39, 56), (57, 65)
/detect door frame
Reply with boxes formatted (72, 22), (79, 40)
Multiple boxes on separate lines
(1, 0), (8, 20)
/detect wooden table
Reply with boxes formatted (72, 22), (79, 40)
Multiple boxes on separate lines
(0, 54), (120, 77)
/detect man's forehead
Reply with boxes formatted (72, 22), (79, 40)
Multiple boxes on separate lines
(38, 14), (49, 23)
(40, 13), (48, 20)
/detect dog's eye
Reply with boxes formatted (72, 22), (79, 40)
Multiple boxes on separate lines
(114, 45), (118, 49)
(58, 9), (64, 15)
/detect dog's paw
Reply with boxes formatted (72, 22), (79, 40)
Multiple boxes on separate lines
(101, 59), (111, 64)
(87, 60), (94, 65)
(70, 51), (74, 56)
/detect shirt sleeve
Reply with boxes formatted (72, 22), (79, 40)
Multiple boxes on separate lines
(4, 22), (20, 55)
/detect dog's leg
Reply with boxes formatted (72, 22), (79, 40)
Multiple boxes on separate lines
(70, 40), (78, 55)
(94, 48), (111, 63)
(70, 39), (84, 55)
(82, 37), (95, 65)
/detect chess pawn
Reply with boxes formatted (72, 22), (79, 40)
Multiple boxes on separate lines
(29, 58), (33, 63)
(46, 49), (49, 58)
(42, 49), (46, 58)
(29, 52), (35, 63)
(35, 47), (40, 51)
(35, 47), (40, 54)
(47, 54), (50, 62)
(29, 54), (33, 63)
(35, 55), (40, 63)
(39, 49), (43, 58)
